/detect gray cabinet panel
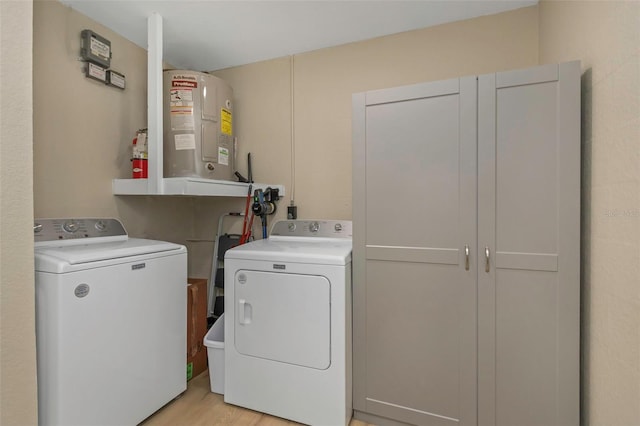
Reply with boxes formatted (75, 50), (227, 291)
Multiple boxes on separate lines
(494, 270), (559, 426)
(365, 94), (460, 249)
(353, 61), (579, 426)
(556, 62), (581, 424)
(366, 246), (459, 265)
(477, 72), (497, 426)
(495, 252), (558, 271)
(366, 78), (460, 106)
(478, 61), (580, 426)
(495, 62), (558, 88)
(352, 92), (367, 422)
(365, 261), (462, 424)
(496, 81), (559, 255)
(353, 76), (478, 426)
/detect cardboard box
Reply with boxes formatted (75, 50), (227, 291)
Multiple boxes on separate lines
(187, 278), (208, 381)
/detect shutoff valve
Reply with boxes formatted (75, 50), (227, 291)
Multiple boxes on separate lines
(252, 187), (280, 217)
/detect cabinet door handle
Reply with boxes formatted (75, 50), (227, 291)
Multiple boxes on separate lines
(465, 245), (470, 271)
(485, 246), (491, 273)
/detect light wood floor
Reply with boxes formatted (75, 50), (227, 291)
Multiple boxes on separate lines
(141, 370), (372, 426)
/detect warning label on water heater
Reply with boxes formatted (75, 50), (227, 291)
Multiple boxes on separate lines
(221, 108), (232, 136)
(170, 76), (197, 131)
(170, 89), (193, 104)
(170, 106), (195, 131)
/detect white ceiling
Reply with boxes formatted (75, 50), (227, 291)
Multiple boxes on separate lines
(60, 0), (537, 71)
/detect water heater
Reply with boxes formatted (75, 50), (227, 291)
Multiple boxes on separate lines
(163, 70), (234, 180)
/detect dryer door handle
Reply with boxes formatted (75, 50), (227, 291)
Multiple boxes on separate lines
(238, 299), (252, 325)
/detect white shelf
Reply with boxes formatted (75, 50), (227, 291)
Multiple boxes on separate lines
(113, 177), (285, 197)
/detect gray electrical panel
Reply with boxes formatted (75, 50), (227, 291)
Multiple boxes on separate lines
(80, 30), (111, 68)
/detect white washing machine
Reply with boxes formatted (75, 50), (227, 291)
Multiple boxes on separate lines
(34, 218), (187, 426)
(224, 219), (353, 426)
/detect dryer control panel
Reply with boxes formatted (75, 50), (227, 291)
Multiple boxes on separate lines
(33, 218), (127, 243)
(270, 220), (352, 238)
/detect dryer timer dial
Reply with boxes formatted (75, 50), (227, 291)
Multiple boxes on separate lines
(62, 221), (79, 233)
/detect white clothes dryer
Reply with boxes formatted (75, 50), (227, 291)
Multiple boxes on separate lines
(34, 218), (187, 426)
(224, 220), (352, 426)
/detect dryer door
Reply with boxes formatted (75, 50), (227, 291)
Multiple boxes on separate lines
(234, 270), (330, 369)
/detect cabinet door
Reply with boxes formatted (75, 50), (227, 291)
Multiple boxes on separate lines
(477, 62), (580, 426)
(353, 76), (477, 426)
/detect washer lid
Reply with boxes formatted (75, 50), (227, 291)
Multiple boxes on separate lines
(224, 238), (352, 265)
(35, 238), (184, 272)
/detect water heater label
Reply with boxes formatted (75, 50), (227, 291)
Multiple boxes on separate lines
(170, 106), (195, 131)
(221, 108), (232, 135)
(175, 134), (196, 150)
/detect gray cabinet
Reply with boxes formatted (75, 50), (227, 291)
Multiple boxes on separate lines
(352, 61), (580, 426)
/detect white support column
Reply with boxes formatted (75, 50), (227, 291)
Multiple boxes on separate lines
(147, 12), (163, 193)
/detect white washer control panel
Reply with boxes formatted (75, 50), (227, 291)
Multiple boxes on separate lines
(34, 218), (127, 242)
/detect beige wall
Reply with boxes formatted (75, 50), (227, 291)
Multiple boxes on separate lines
(33, 0), (144, 216)
(539, 2), (640, 425)
(211, 6), (539, 221)
(0, 0), (38, 424)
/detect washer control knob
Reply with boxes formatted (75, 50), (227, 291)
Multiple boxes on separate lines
(288, 222), (296, 231)
(335, 223), (343, 232)
(34, 223), (43, 233)
(309, 222), (319, 233)
(62, 221), (79, 233)
(95, 220), (107, 231)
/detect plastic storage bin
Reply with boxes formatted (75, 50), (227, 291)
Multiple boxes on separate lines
(203, 313), (225, 394)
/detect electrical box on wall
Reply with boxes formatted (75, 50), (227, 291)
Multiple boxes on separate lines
(80, 29), (111, 68)
(107, 70), (126, 89)
(85, 62), (107, 83)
